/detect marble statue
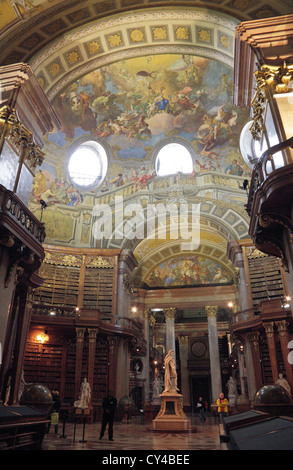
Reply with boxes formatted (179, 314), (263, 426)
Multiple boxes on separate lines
(74, 378), (91, 408)
(227, 376), (238, 405)
(275, 373), (291, 396)
(163, 349), (179, 392)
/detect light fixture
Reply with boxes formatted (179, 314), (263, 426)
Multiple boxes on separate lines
(49, 310), (56, 316)
(131, 306), (137, 313)
(282, 296), (291, 309)
(36, 331), (49, 343)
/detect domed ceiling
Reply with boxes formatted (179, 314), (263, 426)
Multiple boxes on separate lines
(2, 1), (290, 288)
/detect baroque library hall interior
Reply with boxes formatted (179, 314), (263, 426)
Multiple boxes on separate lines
(0, 0), (293, 454)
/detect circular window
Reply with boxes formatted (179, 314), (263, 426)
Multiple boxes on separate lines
(155, 142), (193, 176)
(68, 141), (108, 189)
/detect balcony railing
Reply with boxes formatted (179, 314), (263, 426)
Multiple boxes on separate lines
(246, 136), (293, 216)
(230, 298), (291, 330)
(32, 303), (144, 338)
(0, 184), (45, 245)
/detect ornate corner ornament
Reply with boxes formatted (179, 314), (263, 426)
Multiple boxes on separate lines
(0, 106), (45, 174)
(249, 62), (293, 141)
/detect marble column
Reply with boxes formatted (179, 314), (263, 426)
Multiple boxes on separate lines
(236, 343), (247, 396)
(227, 241), (251, 311)
(75, 328), (86, 400)
(247, 332), (263, 391)
(178, 335), (190, 407)
(263, 322), (279, 383)
(276, 320), (293, 394)
(143, 309), (151, 404)
(117, 250), (137, 319)
(88, 328), (98, 405)
(108, 336), (120, 395)
(243, 334), (257, 400)
(163, 308), (176, 360)
(205, 306), (222, 402)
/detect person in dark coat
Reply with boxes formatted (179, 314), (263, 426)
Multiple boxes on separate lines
(99, 390), (117, 441)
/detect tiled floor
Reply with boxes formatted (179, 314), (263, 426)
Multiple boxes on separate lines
(42, 413), (228, 452)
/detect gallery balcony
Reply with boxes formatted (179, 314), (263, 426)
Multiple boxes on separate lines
(246, 136), (293, 265)
(230, 298), (292, 335)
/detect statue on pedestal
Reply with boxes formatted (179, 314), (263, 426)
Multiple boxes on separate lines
(152, 349), (190, 431)
(74, 378), (91, 409)
(163, 349), (179, 393)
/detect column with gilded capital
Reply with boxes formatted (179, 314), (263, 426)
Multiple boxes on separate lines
(178, 335), (190, 406)
(276, 320), (293, 394)
(75, 328), (86, 400)
(205, 306), (222, 402)
(163, 308), (176, 360)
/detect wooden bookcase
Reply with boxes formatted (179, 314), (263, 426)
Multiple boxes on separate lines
(247, 252), (285, 307)
(24, 342), (62, 391)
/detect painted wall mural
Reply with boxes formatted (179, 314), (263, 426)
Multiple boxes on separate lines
(144, 255), (233, 288)
(29, 53), (251, 209)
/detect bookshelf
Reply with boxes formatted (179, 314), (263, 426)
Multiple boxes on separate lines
(247, 251), (285, 307)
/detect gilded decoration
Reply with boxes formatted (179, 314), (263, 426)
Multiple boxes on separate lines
(49, 62), (61, 76)
(86, 256), (113, 268)
(0, 106), (45, 174)
(107, 33), (122, 47)
(44, 251), (82, 267)
(250, 63), (293, 140)
(198, 29), (211, 43)
(175, 26), (190, 41)
(219, 34), (231, 50)
(129, 28), (145, 43)
(67, 50), (80, 64)
(205, 305), (218, 317)
(87, 41), (101, 54)
(152, 26), (167, 40)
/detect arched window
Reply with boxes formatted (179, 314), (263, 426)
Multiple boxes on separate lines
(68, 140), (108, 189)
(155, 142), (193, 176)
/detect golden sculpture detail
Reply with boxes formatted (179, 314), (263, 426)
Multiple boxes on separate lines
(250, 62), (293, 141)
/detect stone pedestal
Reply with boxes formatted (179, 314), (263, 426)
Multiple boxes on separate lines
(152, 391), (191, 431)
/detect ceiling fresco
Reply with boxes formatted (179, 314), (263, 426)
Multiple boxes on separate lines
(28, 52), (250, 210)
(144, 254), (233, 288)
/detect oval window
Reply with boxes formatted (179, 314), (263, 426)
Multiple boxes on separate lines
(68, 141), (108, 189)
(156, 142), (193, 176)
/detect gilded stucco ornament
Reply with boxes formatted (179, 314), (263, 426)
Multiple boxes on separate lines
(250, 63), (293, 141)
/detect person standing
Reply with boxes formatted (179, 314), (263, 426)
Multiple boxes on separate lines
(217, 392), (229, 424)
(196, 396), (206, 422)
(99, 390), (117, 441)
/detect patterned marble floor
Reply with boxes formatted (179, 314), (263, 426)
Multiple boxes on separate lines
(42, 413), (228, 452)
